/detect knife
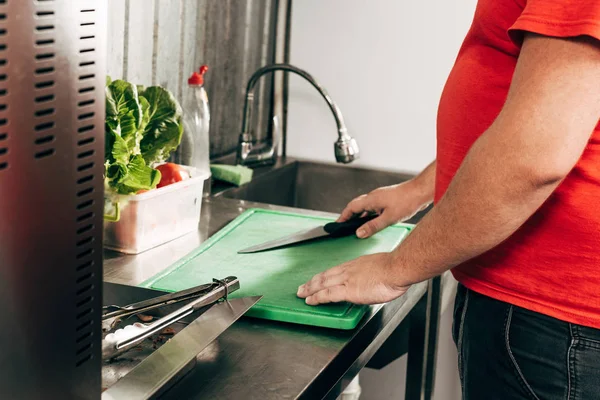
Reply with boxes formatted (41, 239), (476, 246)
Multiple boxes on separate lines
(238, 214), (377, 254)
(102, 295), (262, 400)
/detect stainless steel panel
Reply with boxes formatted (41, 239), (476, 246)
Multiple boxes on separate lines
(179, 0), (200, 101)
(123, 0), (155, 87)
(0, 0), (106, 398)
(107, 0), (279, 159)
(153, 0), (182, 92)
(107, 0), (126, 80)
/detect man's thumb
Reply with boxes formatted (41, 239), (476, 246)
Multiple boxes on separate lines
(356, 216), (388, 238)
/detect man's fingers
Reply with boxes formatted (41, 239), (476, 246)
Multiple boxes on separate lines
(305, 285), (347, 305)
(356, 214), (392, 238)
(337, 195), (369, 222)
(297, 266), (346, 298)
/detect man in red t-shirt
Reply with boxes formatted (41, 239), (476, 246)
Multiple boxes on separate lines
(298, 0), (600, 398)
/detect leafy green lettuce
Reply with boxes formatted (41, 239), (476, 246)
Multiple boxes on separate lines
(104, 78), (183, 197)
(140, 86), (184, 165)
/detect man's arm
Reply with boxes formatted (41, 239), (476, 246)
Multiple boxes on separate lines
(392, 33), (600, 286)
(408, 159), (436, 205)
(299, 33), (600, 305)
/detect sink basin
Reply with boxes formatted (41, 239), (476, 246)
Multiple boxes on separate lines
(216, 159), (431, 224)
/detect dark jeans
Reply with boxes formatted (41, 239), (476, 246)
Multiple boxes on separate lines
(452, 283), (600, 400)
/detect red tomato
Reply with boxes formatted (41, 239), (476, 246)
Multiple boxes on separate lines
(156, 163), (189, 188)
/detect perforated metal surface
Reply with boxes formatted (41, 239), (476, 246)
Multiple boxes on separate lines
(0, 1), (105, 398)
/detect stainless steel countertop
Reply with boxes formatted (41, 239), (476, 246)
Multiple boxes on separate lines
(103, 197), (428, 399)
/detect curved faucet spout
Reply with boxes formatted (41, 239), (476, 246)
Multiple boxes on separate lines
(237, 63), (359, 166)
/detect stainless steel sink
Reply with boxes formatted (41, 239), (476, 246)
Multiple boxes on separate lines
(216, 158), (431, 224)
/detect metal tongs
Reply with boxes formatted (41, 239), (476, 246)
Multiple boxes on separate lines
(102, 277), (238, 332)
(102, 276), (240, 360)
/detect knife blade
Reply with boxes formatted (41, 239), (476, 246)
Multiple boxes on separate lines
(238, 214), (377, 254)
(102, 295), (262, 400)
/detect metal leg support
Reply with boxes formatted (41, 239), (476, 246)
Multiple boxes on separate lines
(405, 276), (442, 400)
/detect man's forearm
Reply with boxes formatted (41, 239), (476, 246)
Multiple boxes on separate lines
(407, 160), (436, 207)
(389, 130), (561, 287)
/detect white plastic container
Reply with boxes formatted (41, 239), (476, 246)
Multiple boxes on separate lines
(103, 166), (209, 254)
(339, 376), (362, 400)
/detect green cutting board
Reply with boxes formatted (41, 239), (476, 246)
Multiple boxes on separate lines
(141, 208), (412, 330)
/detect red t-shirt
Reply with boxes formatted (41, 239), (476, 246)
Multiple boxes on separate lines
(436, 0), (600, 328)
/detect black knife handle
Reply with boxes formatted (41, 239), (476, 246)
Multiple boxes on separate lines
(323, 214), (378, 238)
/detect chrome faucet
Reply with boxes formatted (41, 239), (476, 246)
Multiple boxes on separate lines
(236, 63), (360, 166)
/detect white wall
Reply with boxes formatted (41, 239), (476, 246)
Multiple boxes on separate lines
(288, 0), (477, 174)
(288, 1), (477, 399)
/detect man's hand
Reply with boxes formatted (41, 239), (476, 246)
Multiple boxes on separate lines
(338, 162), (436, 239)
(297, 253), (411, 305)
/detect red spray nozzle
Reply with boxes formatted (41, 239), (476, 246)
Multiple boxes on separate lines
(188, 65), (209, 85)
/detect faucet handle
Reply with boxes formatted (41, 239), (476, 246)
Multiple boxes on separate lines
(236, 116), (279, 166)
